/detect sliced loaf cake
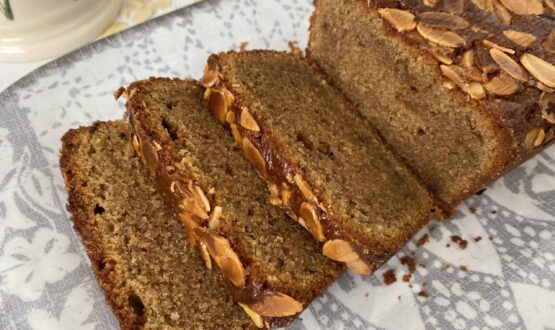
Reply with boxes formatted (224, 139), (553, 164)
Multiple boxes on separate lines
(60, 121), (255, 330)
(122, 78), (343, 328)
(308, 0), (555, 211)
(199, 51), (440, 276)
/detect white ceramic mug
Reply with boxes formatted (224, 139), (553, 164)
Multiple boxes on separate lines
(0, 0), (122, 62)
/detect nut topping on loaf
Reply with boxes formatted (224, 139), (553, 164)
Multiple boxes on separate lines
(375, 0), (555, 132)
(201, 51), (439, 276)
(122, 78), (343, 328)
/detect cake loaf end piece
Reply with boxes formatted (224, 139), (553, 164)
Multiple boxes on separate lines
(60, 121), (255, 330)
(308, 0), (554, 211)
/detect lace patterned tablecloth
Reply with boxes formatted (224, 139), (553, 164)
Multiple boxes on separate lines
(0, 1), (554, 329)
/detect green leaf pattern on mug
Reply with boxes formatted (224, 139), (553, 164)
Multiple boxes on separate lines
(1, 0), (14, 20)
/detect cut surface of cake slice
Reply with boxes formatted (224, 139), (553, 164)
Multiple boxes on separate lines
(200, 51), (440, 275)
(60, 121), (255, 330)
(308, 0), (555, 211)
(123, 78), (343, 328)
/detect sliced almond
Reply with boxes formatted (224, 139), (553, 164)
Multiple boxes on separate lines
(443, 0), (465, 14)
(199, 241), (213, 270)
(417, 23), (466, 48)
(483, 39), (515, 54)
(484, 72), (519, 95)
(195, 228), (246, 288)
(474, 47), (499, 73)
(346, 258), (373, 276)
(180, 182), (209, 220)
(230, 124), (242, 144)
(200, 67), (220, 88)
(322, 239), (359, 263)
(503, 30), (536, 48)
(521, 53), (555, 88)
(471, 0), (494, 11)
(462, 82), (487, 100)
(142, 140), (159, 175)
(543, 29), (555, 55)
(242, 137), (267, 178)
(490, 48), (528, 81)
(539, 92), (555, 124)
(499, 0), (544, 15)
(203, 87), (212, 100)
(131, 134), (141, 154)
(238, 303), (264, 328)
(377, 8), (416, 32)
(195, 185), (211, 213)
(537, 82), (555, 93)
(524, 128), (544, 150)
(293, 174), (318, 204)
(240, 107), (261, 132)
(248, 293), (303, 317)
(300, 202), (326, 242)
(207, 88), (228, 123)
(225, 110), (237, 125)
(208, 205), (223, 230)
(493, 0), (512, 25)
(440, 65), (487, 99)
(418, 12), (470, 30)
(545, 0), (555, 11)
(281, 188), (292, 207)
(423, 0), (440, 7)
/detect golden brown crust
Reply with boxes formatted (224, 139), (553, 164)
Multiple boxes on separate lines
(307, 0), (554, 211)
(123, 78), (342, 328)
(60, 122), (145, 330)
(201, 51), (440, 275)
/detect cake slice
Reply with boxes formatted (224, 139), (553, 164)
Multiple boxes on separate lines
(60, 121), (255, 330)
(308, 0), (555, 211)
(122, 78), (343, 328)
(199, 51), (440, 276)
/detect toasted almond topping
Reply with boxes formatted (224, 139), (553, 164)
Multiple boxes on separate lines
(152, 140), (162, 151)
(268, 182), (280, 197)
(208, 206), (222, 230)
(461, 50), (476, 69)
(269, 195), (282, 206)
(377, 8), (417, 32)
(535, 129), (546, 147)
(248, 293), (303, 317)
(300, 202), (326, 242)
(195, 185), (211, 213)
(440, 64), (466, 85)
(543, 29), (555, 55)
(142, 140), (159, 175)
(524, 128), (543, 150)
(546, 0), (555, 10)
(207, 88), (228, 123)
(240, 108), (261, 132)
(131, 134), (141, 153)
(281, 188), (292, 207)
(223, 89), (235, 107)
(521, 53), (555, 88)
(499, 0), (543, 15)
(462, 82), (487, 100)
(238, 303), (264, 328)
(493, 0), (512, 25)
(225, 110), (236, 125)
(443, 0), (465, 14)
(199, 241), (213, 270)
(429, 43), (455, 64)
(322, 239), (359, 263)
(474, 47), (499, 73)
(471, 0), (494, 11)
(293, 174), (318, 204)
(230, 124), (242, 144)
(196, 228), (246, 288)
(537, 82), (555, 93)
(203, 87), (212, 100)
(490, 48), (528, 81)
(200, 67), (220, 88)
(178, 212), (199, 242)
(418, 12), (470, 30)
(346, 258), (373, 276)
(417, 24), (466, 48)
(242, 137), (267, 178)
(484, 72), (520, 95)
(503, 30), (537, 48)
(482, 39), (515, 54)
(539, 92), (555, 124)
(443, 81), (457, 89)
(423, 0), (440, 7)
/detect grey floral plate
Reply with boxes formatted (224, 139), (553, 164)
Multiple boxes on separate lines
(0, 1), (554, 329)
